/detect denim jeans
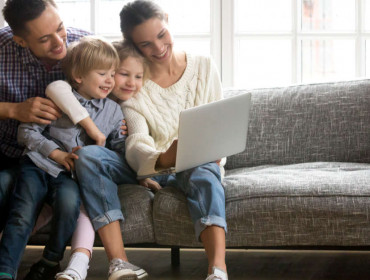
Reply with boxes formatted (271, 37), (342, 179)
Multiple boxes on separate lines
(74, 145), (137, 231)
(153, 162), (227, 240)
(0, 156), (81, 279)
(0, 168), (18, 232)
(0, 153), (20, 232)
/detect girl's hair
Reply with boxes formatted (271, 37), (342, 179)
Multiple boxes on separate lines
(119, 0), (166, 42)
(62, 36), (119, 89)
(112, 40), (150, 82)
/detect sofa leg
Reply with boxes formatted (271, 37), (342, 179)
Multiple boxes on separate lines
(171, 247), (180, 267)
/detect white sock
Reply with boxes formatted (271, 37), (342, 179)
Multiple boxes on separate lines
(63, 252), (90, 280)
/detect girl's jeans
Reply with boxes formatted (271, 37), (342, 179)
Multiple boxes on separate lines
(74, 146), (138, 231)
(0, 156), (81, 279)
(153, 162), (227, 240)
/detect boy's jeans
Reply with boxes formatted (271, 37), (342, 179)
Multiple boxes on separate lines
(153, 162), (227, 240)
(75, 145), (138, 231)
(0, 156), (81, 279)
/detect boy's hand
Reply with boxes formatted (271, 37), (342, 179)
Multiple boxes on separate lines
(49, 147), (80, 171)
(139, 178), (162, 192)
(121, 119), (128, 135)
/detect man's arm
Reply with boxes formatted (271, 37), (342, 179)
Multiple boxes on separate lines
(0, 97), (62, 124)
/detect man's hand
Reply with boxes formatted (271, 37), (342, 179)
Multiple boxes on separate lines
(49, 146), (81, 171)
(11, 97), (62, 124)
(120, 119), (128, 135)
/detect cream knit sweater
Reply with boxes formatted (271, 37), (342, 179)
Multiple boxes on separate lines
(122, 53), (223, 176)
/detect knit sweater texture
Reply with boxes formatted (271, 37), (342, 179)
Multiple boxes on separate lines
(122, 53), (223, 176)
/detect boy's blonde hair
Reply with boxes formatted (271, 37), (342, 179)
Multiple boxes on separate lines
(62, 36), (120, 89)
(112, 40), (150, 83)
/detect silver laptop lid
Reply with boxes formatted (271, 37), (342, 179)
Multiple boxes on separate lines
(175, 92), (251, 173)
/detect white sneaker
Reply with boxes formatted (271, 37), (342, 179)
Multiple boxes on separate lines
(55, 271), (83, 280)
(108, 258), (148, 280)
(205, 267), (228, 280)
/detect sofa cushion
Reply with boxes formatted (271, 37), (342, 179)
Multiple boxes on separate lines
(118, 184), (155, 244)
(224, 79), (370, 170)
(29, 184), (156, 246)
(153, 162), (370, 247)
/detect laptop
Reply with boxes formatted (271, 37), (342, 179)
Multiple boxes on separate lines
(137, 92), (252, 179)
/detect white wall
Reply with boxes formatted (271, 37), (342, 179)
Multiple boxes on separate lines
(0, 0), (4, 27)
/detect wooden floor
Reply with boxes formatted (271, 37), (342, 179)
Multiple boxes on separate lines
(18, 246), (370, 280)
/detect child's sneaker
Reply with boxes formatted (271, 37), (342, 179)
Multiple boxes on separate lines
(205, 267), (228, 280)
(55, 252), (89, 280)
(108, 259), (148, 280)
(55, 272), (82, 280)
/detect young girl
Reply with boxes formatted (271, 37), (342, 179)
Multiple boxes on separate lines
(47, 40), (157, 280)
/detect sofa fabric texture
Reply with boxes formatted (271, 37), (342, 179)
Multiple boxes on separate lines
(30, 79), (370, 249)
(225, 79), (370, 170)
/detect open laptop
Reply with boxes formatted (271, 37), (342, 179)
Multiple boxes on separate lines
(137, 92), (252, 179)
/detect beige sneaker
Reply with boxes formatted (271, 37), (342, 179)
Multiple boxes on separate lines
(108, 258), (148, 280)
(55, 271), (82, 280)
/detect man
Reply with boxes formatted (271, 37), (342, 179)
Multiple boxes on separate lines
(0, 0), (89, 279)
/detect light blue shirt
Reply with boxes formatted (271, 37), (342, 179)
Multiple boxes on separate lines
(18, 90), (125, 178)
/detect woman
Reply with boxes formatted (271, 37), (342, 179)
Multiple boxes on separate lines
(120, 1), (228, 280)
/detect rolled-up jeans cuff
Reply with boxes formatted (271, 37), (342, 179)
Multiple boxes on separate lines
(194, 215), (227, 241)
(43, 249), (64, 263)
(91, 209), (124, 231)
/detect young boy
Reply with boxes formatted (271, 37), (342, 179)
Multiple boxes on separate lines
(0, 36), (145, 280)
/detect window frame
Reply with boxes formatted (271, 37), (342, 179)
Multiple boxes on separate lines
(1, 0), (370, 87)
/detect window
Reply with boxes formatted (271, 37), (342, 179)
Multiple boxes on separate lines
(231, 0), (366, 88)
(1, 0), (369, 88)
(56, 0), (217, 56)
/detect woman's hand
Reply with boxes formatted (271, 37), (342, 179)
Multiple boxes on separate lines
(139, 178), (162, 192)
(156, 139), (177, 169)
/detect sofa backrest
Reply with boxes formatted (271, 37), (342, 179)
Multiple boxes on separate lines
(225, 79), (370, 170)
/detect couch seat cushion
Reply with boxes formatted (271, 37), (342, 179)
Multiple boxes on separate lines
(118, 184), (155, 244)
(153, 162), (370, 247)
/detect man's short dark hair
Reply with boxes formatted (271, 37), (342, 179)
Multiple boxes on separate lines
(2, 0), (57, 37)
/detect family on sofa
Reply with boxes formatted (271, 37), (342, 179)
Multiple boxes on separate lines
(2, 1), (370, 280)
(0, 0), (229, 280)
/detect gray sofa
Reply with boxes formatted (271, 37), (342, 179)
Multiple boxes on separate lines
(30, 79), (370, 264)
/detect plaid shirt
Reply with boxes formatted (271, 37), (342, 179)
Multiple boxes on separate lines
(0, 26), (90, 158)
